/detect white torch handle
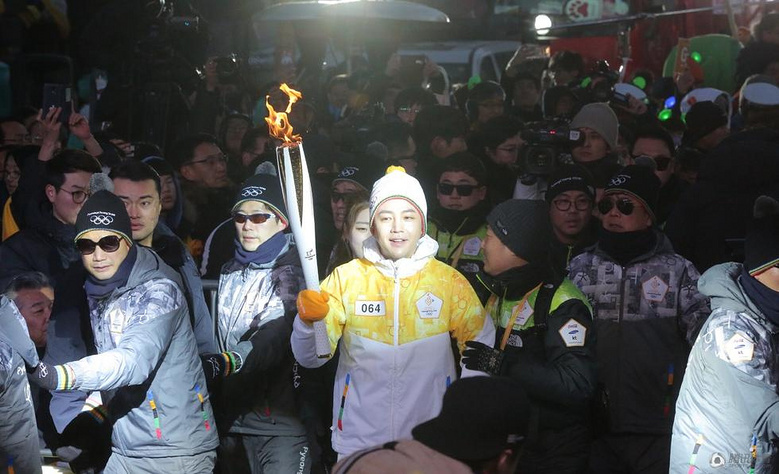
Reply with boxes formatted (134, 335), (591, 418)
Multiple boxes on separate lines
(280, 146), (331, 359)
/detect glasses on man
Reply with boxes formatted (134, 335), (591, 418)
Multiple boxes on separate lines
(331, 191), (360, 203)
(597, 197), (635, 216)
(188, 154), (228, 167)
(232, 212), (274, 224)
(437, 183), (479, 197)
(553, 197), (592, 212)
(58, 188), (90, 204)
(76, 235), (123, 255)
(397, 106), (422, 115)
(633, 154), (673, 172)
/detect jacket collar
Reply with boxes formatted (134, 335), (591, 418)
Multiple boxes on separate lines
(363, 235), (438, 278)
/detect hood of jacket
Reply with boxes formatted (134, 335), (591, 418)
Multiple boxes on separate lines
(363, 234), (439, 278)
(0, 296), (39, 367)
(104, 246), (183, 300)
(699, 262), (770, 323)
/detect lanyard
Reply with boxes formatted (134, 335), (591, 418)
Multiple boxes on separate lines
(499, 283), (542, 350)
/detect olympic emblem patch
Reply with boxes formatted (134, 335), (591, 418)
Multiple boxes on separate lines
(89, 212), (115, 226)
(242, 186), (266, 197)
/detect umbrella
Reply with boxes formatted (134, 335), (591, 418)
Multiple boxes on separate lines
(257, 0), (450, 23)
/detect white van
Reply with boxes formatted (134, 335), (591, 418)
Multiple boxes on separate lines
(395, 40), (522, 84)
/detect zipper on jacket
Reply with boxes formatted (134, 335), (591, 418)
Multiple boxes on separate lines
(147, 390), (162, 440)
(390, 267), (400, 439)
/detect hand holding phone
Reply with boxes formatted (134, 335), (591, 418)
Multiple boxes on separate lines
(42, 83), (73, 125)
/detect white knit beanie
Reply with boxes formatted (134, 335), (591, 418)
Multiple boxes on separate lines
(570, 102), (619, 151)
(369, 166), (428, 234)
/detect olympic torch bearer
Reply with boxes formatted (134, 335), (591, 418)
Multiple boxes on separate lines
(266, 84), (330, 358)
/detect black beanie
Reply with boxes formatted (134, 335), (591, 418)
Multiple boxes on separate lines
(604, 165), (661, 222)
(486, 199), (551, 263)
(682, 101), (728, 146)
(546, 165), (595, 203)
(745, 195), (779, 276)
(233, 173), (288, 225)
(332, 162), (383, 193)
(75, 190), (133, 244)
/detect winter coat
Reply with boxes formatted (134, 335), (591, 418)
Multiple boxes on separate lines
(671, 263), (779, 473)
(152, 222), (216, 354)
(291, 235), (495, 456)
(0, 297), (41, 474)
(215, 235), (306, 437)
(568, 232), (710, 435)
(665, 127), (779, 272)
(483, 275), (597, 430)
(62, 247), (218, 457)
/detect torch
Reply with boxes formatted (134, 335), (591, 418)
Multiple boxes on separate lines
(265, 84), (330, 359)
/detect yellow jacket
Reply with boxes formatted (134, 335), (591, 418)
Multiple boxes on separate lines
(291, 235), (494, 456)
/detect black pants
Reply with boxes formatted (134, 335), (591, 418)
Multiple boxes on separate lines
(588, 433), (670, 474)
(517, 424), (591, 474)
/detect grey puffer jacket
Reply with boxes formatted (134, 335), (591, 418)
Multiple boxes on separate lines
(215, 235), (307, 437)
(64, 247), (218, 457)
(671, 263), (779, 473)
(0, 296), (41, 474)
(568, 232), (710, 435)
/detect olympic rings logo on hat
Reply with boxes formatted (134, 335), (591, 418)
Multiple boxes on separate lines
(89, 213), (114, 226)
(609, 175), (629, 186)
(338, 167), (358, 178)
(242, 186), (266, 197)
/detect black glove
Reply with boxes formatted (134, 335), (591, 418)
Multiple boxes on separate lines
(58, 407), (113, 473)
(201, 351), (243, 387)
(28, 362), (60, 391)
(462, 341), (505, 376)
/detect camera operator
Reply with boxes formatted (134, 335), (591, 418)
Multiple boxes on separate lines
(190, 55), (253, 137)
(512, 119), (582, 201)
(569, 103), (622, 196)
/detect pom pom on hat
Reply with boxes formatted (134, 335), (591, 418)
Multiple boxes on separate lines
(369, 166), (428, 234)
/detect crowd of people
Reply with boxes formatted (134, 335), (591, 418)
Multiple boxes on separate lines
(2, 8), (779, 474)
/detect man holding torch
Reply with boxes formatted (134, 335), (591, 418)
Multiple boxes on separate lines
(291, 166), (496, 457)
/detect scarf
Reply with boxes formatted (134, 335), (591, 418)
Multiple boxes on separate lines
(598, 227), (656, 266)
(740, 269), (779, 326)
(234, 231), (287, 266)
(481, 262), (548, 301)
(84, 244), (137, 299)
(429, 200), (490, 235)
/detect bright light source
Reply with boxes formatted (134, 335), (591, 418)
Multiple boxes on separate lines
(535, 15), (552, 35)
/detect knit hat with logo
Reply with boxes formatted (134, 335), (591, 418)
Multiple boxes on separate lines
(570, 102), (619, 151)
(369, 166), (428, 234)
(486, 199), (551, 264)
(333, 161), (384, 193)
(604, 165), (661, 223)
(75, 190), (133, 244)
(233, 172), (288, 225)
(545, 164), (595, 203)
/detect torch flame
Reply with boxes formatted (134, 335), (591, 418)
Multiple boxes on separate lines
(265, 83), (303, 145)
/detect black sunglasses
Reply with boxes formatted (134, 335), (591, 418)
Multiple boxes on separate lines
(331, 191), (360, 203)
(598, 197), (635, 216)
(232, 212), (274, 224)
(438, 183), (479, 197)
(634, 154), (672, 172)
(76, 235), (123, 255)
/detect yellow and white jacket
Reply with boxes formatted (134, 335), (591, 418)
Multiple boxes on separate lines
(291, 235), (495, 455)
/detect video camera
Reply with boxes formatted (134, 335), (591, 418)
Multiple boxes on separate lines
(572, 61), (630, 108)
(519, 119), (582, 177)
(212, 54), (243, 85)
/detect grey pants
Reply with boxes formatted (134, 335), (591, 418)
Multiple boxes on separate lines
(218, 434), (310, 474)
(104, 450), (216, 474)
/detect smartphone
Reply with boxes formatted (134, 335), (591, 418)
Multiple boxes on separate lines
(42, 83), (73, 124)
(399, 55), (426, 87)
